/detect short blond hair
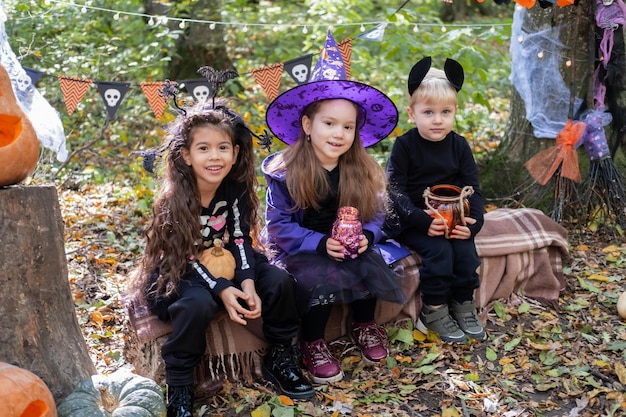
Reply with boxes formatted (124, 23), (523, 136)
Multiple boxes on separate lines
(409, 68), (458, 106)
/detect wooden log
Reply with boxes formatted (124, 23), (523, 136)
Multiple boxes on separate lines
(0, 185), (96, 402)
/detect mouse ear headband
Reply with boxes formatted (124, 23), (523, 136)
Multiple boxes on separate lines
(407, 56), (464, 96)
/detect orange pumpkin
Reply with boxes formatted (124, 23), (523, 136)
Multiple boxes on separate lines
(0, 361), (57, 417)
(0, 64), (39, 187)
(199, 238), (236, 280)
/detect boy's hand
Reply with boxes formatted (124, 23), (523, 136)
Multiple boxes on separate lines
(449, 217), (476, 240)
(427, 217), (447, 237)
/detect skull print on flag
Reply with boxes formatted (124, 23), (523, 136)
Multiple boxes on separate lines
(284, 54), (313, 85)
(182, 78), (213, 103)
(96, 81), (130, 119)
(23, 67), (43, 88)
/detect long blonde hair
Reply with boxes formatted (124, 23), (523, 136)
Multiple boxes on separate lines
(266, 99), (388, 222)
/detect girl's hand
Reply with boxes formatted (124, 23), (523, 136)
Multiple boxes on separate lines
(218, 286), (255, 325)
(357, 234), (369, 255)
(240, 279), (262, 319)
(326, 236), (346, 261)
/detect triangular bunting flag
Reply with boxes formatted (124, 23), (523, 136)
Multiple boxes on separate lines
(140, 81), (167, 120)
(284, 54), (313, 85)
(337, 38), (353, 80)
(250, 63), (284, 101)
(23, 67), (43, 85)
(57, 75), (93, 116)
(356, 23), (387, 42)
(182, 78), (213, 103)
(96, 81), (130, 119)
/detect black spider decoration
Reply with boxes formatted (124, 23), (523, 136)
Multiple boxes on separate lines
(254, 129), (274, 152)
(159, 79), (186, 115)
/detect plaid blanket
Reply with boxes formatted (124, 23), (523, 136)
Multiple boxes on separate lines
(125, 207), (569, 383)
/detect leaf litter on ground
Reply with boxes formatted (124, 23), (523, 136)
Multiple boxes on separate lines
(60, 185), (626, 416)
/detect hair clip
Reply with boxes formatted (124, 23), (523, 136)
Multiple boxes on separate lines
(407, 57), (464, 95)
(197, 66), (239, 107)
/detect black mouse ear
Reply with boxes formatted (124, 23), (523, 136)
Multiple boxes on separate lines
(407, 56), (432, 96)
(444, 58), (464, 92)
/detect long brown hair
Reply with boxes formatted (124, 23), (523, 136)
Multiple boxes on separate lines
(129, 101), (259, 301)
(266, 99), (388, 222)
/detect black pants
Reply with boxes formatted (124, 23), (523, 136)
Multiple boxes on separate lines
(149, 253), (300, 386)
(398, 229), (481, 306)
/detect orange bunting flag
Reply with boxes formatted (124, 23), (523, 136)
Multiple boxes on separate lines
(57, 75), (93, 115)
(250, 63), (284, 101)
(524, 119), (586, 185)
(140, 81), (168, 120)
(338, 38), (353, 80)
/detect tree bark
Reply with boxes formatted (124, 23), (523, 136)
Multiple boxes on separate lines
(481, 1), (594, 205)
(143, 0), (234, 80)
(0, 186), (96, 402)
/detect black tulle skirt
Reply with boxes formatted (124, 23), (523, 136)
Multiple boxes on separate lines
(279, 248), (407, 314)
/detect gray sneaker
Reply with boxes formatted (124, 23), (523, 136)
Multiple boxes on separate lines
(417, 305), (466, 343)
(451, 300), (487, 341)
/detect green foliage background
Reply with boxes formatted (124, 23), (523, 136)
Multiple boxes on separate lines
(6, 0), (512, 196)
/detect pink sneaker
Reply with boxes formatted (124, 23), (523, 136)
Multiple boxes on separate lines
(300, 338), (343, 384)
(352, 321), (388, 364)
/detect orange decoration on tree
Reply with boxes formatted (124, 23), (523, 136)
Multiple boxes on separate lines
(524, 119), (585, 185)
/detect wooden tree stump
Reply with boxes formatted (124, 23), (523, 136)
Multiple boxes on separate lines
(0, 185), (96, 401)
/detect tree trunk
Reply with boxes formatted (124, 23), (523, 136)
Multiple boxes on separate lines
(0, 186), (96, 402)
(481, 1), (594, 207)
(143, 0), (234, 80)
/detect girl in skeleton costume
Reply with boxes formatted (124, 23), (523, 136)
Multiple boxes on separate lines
(129, 97), (313, 417)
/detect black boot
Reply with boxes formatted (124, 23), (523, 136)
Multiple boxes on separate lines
(166, 385), (194, 417)
(262, 343), (315, 399)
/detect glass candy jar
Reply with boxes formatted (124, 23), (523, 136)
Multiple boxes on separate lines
(423, 185), (473, 238)
(331, 206), (363, 259)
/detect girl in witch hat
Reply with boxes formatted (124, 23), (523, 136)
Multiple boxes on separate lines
(262, 30), (405, 384)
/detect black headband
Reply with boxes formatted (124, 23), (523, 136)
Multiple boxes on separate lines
(407, 56), (464, 96)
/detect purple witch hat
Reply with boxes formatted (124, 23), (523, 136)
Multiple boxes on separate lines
(266, 30), (398, 147)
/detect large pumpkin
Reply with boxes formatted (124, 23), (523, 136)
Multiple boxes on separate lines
(56, 370), (165, 417)
(0, 63), (39, 186)
(0, 361), (57, 417)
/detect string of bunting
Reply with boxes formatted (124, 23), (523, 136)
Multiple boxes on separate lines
(17, 0), (529, 121)
(20, 36), (356, 120)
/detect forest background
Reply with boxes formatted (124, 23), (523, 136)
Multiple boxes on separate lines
(5, 1), (626, 416)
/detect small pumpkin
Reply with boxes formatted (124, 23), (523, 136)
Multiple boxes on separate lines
(199, 238), (236, 280)
(0, 361), (57, 417)
(0, 64), (39, 187)
(56, 370), (165, 417)
(617, 291), (626, 319)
